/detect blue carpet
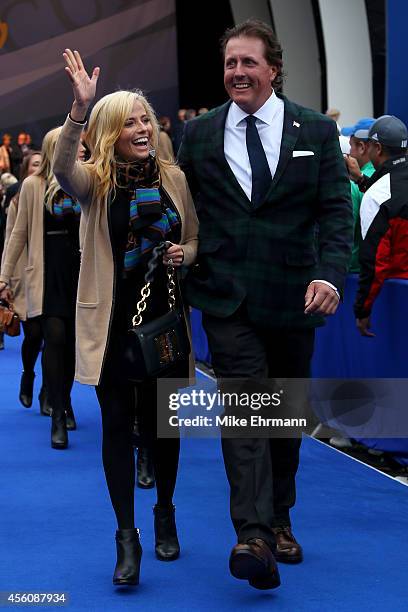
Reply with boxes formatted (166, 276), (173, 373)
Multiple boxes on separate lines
(0, 335), (407, 611)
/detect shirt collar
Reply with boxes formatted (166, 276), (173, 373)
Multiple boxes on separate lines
(230, 90), (281, 127)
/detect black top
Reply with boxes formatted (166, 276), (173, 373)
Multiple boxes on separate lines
(100, 184), (183, 382)
(109, 184), (181, 333)
(43, 207), (80, 318)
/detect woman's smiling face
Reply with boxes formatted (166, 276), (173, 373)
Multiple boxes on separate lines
(114, 99), (153, 162)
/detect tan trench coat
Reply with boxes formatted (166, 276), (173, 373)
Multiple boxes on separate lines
(53, 116), (198, 385)
(0, 176), (45, 319)
(1, 199), (28, 320)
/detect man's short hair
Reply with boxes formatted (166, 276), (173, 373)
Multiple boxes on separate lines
(220, 19), (284, 90)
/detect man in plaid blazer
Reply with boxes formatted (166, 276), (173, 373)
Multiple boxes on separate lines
(179, 20), (353, 590)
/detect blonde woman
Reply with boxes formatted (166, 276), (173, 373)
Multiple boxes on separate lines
(1, 150), (52, 413)
(0, 128), (83, 449)
(52, 49), (198, 588)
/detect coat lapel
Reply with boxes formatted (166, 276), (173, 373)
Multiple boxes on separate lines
(211, 102), (252, 207)
(209, 95), (301, 209)
(258, 96), (302, 207)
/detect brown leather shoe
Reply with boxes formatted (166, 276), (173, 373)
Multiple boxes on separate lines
(272, 527), (303, 564)
(229, 538), (281, 590)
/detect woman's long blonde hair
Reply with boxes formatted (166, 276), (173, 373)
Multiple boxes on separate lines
(85, 90), (174, 204)
(35, 126), (63, 211)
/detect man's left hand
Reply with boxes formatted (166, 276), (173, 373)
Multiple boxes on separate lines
(304, 282), (340, 315)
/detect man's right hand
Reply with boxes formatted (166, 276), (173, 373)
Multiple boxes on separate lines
(63, 49), (100, 121)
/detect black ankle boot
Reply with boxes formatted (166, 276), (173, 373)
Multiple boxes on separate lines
(39, 386), (52, 416)
(154, 504), (180, 561)
(137, 447), (155, 489)
(113, 528), (142, 586)
(19, 371), (35, 408)
(51, 411), (68, 450)
(65, 403), (77, 431)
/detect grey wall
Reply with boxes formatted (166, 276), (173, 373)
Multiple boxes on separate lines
(269, 0), (321, 110)
(318, 0), (373, 126)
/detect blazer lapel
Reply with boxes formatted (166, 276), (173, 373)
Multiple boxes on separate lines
(259, 96), (302, 205)
(211, 102), (252, 207)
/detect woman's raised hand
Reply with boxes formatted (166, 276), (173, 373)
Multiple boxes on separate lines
(63, 49), (100, 120)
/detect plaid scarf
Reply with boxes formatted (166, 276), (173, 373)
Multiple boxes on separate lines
(52, 192), (81, 217)
(116, 155), (180, 272)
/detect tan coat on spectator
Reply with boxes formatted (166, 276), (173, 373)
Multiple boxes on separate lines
(158, 131), (175, 162)
(0, 176), (45, 319)
(1, 198), (28, 320)
(53, 116), (198, 386)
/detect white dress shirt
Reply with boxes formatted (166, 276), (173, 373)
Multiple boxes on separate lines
(223, 90), (339, 299)
(224, 90), (284, 201)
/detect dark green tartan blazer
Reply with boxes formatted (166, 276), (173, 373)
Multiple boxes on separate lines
(178, 95), (353, 329)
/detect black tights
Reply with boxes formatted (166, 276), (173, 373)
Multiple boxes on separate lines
(41, 316), (75, 416)
(95, 379), (180, 529)
(21, 317), (43, 375)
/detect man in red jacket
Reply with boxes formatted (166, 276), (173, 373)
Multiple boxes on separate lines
(353, 115), (408, 336)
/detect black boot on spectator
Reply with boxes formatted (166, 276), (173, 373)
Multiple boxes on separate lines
(39, 386), (52, 416)
(113, 529), (142, 586)
(19, 371), (35, 408)
(132, 415), (140, 447)
(51, 410), (68, 450)
(137, 447), (155, 489)
(65, 403), (77, 431)
(154, 504), (180, 561)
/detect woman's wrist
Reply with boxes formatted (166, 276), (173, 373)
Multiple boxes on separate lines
(70, 101), (89, 123)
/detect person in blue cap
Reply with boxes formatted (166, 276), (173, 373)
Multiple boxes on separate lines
(341, 117), (376, 137)
(343, 117), (376, 272)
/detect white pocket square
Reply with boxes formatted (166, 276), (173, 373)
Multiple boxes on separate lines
(292, 150), (314, 157)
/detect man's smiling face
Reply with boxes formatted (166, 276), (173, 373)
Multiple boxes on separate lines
(224, 35), (277, 114)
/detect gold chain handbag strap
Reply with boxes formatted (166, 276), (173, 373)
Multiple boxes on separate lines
(167, 260), (176, 310)
(131, 242), (177, 327)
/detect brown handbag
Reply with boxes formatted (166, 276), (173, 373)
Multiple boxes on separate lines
(0, 298), (21, 337)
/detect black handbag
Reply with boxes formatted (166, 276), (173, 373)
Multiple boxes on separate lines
(123, 242), (191, 383)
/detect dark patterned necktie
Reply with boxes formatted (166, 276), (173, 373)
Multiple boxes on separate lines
(245, 114), (272, 205)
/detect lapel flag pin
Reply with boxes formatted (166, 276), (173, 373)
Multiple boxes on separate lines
(293, 121), (300, 128)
